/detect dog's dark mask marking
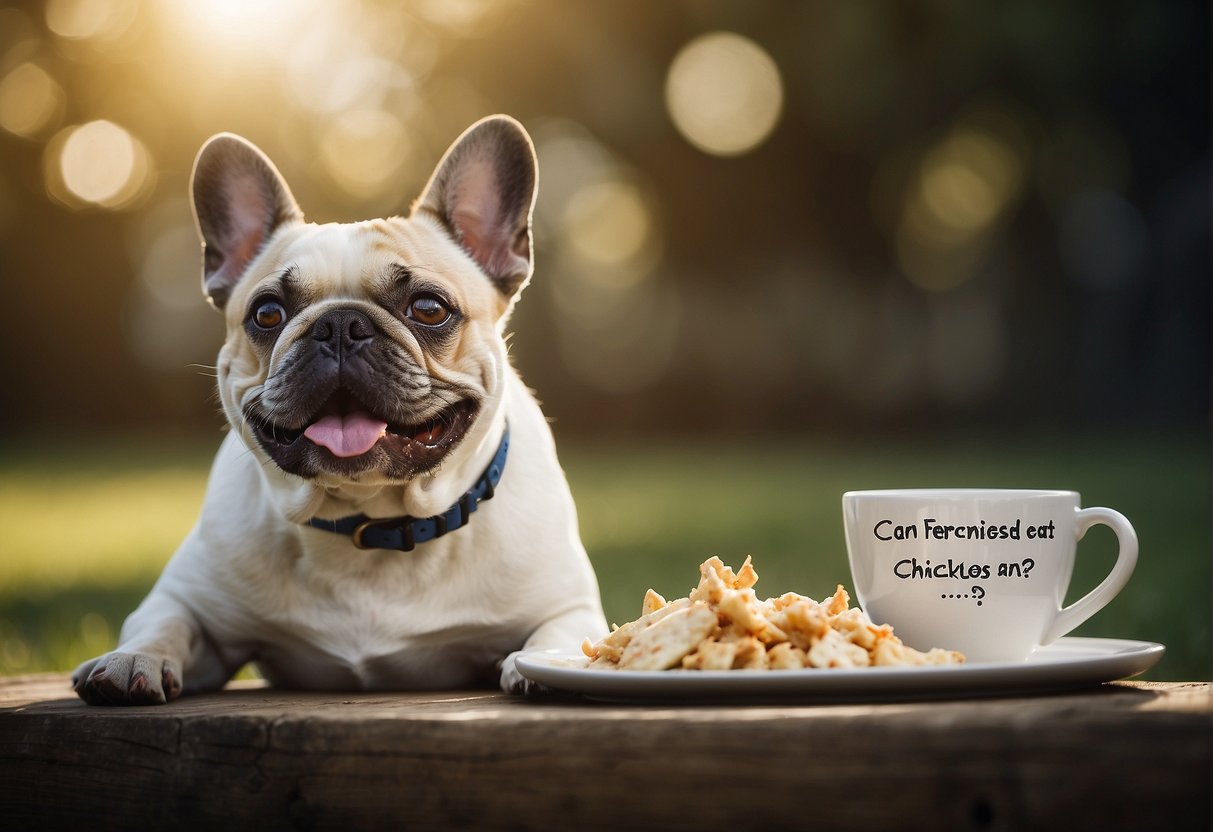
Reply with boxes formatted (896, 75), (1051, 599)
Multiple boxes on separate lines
(247, 297), (478, 479)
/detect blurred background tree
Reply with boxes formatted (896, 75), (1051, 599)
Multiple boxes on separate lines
(0, 0), (1206, 437)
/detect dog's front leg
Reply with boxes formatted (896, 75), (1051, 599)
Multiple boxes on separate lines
(72, 591), (217, 705)
(500, 604), (608, 694)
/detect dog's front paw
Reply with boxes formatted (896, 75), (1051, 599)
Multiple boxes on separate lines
(498, 650), (549, 696)
(72, 652), (182, 706)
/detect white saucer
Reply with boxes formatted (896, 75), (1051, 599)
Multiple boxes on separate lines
(515, 637), (1165, 703)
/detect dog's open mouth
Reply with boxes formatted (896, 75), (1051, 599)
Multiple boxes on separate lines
(251, 389), (476, 477)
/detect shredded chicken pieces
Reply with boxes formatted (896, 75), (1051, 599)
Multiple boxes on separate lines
(583, 556), (964, 671)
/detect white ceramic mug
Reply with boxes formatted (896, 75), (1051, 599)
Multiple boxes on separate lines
(842, 489), (1138, 663)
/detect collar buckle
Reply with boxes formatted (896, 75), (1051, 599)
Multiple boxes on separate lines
(351, 517), (417, 551)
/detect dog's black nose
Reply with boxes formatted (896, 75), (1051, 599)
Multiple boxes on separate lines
(312, 309), (375, 357)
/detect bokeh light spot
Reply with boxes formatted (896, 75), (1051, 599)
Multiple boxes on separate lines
(919, 130), (1023, 238)
(64, 121), (133, 203)
(921, 160), (997, 232)
(897, 121), (1026, 292)
(53, 120), (151, 209)
(319, 109), (410, 198)
(127, 201), (221, 376)
(46, 0), (137, 41)
(139, 220), (206, 312)
(563, 179), (653, 274)
(414, 0), (495, 32)
(285, 17), (412, 118)
(0, 62), (65, 139)
(665, 32), (783, 157)
(532, 118), (613, 229)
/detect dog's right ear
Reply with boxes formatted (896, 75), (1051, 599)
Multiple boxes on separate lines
(413, 116), (538, 301)
(190, 134), (303, 310)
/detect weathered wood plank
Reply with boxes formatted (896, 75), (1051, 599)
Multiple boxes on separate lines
(0, 676), (1208, 831)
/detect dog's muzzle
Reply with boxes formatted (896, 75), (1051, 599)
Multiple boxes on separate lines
(245, 305), (480, 480)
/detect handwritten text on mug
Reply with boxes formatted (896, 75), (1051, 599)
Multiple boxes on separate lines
(873, 518), (1056, 541)
(873, 517), (1052, 606)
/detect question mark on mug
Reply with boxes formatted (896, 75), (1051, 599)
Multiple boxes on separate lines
(1021, 558), (1035, 578)
(971, 586), (985, 606)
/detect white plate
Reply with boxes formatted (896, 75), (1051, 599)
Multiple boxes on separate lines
(515, 637), (1165, 703)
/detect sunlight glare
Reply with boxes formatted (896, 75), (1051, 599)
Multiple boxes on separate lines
(168, 0), (324, 54)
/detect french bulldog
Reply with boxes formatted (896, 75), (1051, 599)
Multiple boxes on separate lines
(72, 115), (608, 704)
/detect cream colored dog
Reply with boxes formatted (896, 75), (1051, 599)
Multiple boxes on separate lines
(72, 115), (607, 703)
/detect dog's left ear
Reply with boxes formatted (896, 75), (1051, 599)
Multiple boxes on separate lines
(190, 134), (303, 310)
(414, 115), (538, 299)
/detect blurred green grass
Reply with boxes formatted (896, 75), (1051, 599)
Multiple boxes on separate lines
(1, 430), (1208, 681)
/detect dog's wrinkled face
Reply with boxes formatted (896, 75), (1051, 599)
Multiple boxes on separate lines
(224, 223), (492, 482)
(190, 117), (537, 485)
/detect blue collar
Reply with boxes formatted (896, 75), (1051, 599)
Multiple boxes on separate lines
(306, 423), (509, 552)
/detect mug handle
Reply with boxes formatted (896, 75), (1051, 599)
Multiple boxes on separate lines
(1041, 507), (1138, 644)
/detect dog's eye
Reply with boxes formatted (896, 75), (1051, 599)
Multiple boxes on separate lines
(407, 295), (451, 327)
(252, 301), (286, 330)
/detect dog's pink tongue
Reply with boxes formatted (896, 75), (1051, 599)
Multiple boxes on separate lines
(303, 412), (388, 458)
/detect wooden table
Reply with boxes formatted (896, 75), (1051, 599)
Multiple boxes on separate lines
(0, 675), (1208, 831)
